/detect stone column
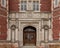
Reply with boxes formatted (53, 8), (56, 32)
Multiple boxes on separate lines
(44, 25), (49, 48)
(49, 29), (53, 41)
(41, 29), (44, 41)
(44, 29), (49, 48)
(44, 30), (49, 42)
(15, 28), (18, 41)
(11, 30), (15, 42)
(11, 25), (16, 42)
(7, 29), (11, 40)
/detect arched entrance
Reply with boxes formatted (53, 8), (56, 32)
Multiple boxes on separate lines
(23, 26), (36, 46)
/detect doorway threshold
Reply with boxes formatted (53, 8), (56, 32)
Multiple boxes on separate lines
(22, 46), (36, 48)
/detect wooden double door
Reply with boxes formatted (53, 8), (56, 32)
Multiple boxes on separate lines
(23, 31), (36, 46)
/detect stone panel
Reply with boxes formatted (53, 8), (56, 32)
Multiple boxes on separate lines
(9, 13), (51, 19)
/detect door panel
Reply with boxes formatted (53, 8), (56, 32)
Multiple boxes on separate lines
(23, 32), (36, 46)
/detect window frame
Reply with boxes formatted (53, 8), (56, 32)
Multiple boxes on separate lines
(1, 0), (6, 7)
(19, 0), (40, 12)
(54, 0), (59, 8)
(20, 1), (27, 12)
(33, 1), (40, 12)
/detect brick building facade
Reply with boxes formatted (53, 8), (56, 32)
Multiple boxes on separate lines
(0, 0), (60, 48)
(0, 0), (8, 40)
(53, 0), (60, 40)
(8, 0), (52, 48)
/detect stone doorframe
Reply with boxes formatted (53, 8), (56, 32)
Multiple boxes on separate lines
(18, 21), (41, 46)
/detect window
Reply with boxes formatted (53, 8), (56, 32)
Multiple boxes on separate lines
(20, 1), (40, 12)
(33, 1), (39, 11)
(54, 0), (59, 7)
(21, 1), (27, 11)
(1, 0), (6, 7)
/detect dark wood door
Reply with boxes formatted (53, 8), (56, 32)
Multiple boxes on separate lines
(23, 32), (36, 46)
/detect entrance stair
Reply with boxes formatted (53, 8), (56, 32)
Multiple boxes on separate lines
(22, 46), (36, 48)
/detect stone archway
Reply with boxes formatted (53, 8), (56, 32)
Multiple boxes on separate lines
(23, 26), (36, 46)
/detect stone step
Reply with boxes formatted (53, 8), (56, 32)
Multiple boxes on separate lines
(22, 46), (36, 48)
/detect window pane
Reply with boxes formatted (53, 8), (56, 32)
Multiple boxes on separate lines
(33, 2), (35, 10)
(21, 4), (24, 10)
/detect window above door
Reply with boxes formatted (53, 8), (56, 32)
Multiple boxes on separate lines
(19, 0), (40, 12)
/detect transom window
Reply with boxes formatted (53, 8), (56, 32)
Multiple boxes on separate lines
(1, 0), (6, 7)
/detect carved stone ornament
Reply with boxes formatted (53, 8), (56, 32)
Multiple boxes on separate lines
(43, 25), (49, 30)
(11, 25), (16, 30)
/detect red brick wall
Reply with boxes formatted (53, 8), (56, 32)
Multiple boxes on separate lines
(0, 0), (8, 40)
(53, 17), (59, 40)
(9, 0), (19, 12)
(0, 17), (7, 40)
(53, 7), (60, 40)
(40, 0), (51, 12)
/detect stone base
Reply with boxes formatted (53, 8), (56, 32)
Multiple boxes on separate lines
(0, 43), (19, 48)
